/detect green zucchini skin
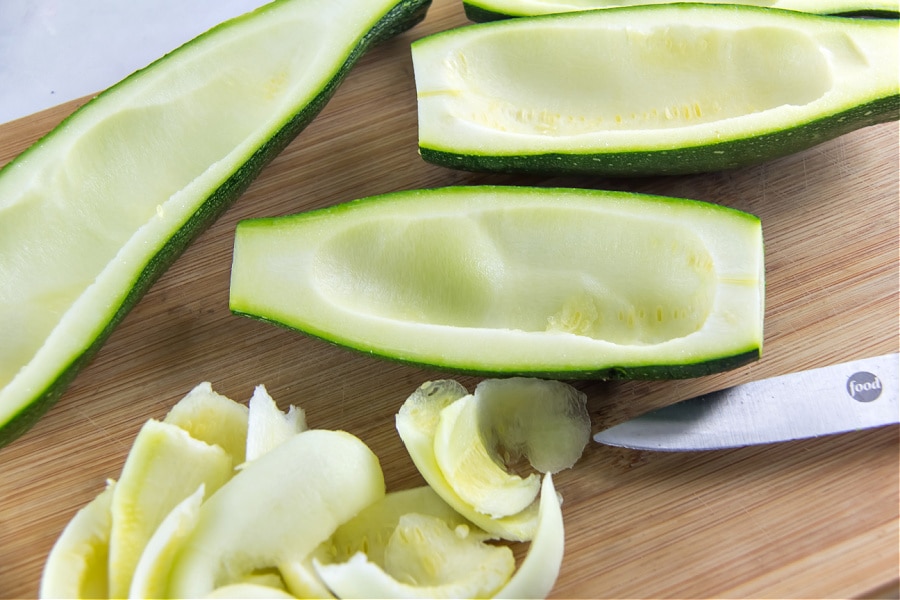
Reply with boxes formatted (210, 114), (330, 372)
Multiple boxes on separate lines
(0, 0), (431, 449)
(422, 95), (900, 177)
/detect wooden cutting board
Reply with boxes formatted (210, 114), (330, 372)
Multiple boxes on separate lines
(1, 2), (898, 597)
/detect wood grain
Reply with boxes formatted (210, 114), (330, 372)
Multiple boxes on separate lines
(1, 1), (898, 598)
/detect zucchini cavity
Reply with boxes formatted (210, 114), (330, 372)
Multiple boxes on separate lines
(230, 186), (765, 379)
(462, 0), (900, 22)
(413, 4), (899, 175)
(0, 0), (431, 448)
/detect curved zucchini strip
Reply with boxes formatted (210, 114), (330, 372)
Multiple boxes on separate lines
(463, 0), (900, 22)
(312, 475), (564, 599)
(414, 4), (899, 176)
(166, 429), (385, 598)
(0, 0), (431, 448)
(40, 481), (116, 599)
(230, 186), (765, 379)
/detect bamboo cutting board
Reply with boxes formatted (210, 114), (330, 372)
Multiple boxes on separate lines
(1, 1), (898, 598)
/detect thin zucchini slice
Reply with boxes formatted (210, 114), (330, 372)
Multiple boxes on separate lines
(0, 0), (431, 448)
(40, 481), (116, 599)
(463, 0), (900, 22)
(413, 4), (899, 176)
(229, 186), (765, 379)
(166, 429), (385, 598)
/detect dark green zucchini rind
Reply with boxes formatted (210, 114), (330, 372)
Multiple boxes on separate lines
(421, 95), (900, 177)
(844, 9), (900, 16)
(0, 0), (432, 450)
(231, 309), (761, 381)
(463, 3), (520, 21)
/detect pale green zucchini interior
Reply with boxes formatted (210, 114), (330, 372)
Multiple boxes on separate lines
(0, 8), (339, 390)
(312, 207), (717, 346)
(440, 23), (843, 135)
(468, 0), (898, 16)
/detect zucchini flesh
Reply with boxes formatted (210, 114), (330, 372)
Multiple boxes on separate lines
(0, 0), (431, 448)
(462, 0), (900, 21)
(229, 186), (765, 379)
(413, 4), (899, 176)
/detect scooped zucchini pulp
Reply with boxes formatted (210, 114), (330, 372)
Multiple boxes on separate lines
(0, 0), (431, 448)
(41, 379), (574, 598)
(229, 186), (765, 379)
(462, 0), (900, 22)
(414, 4), (900, 176)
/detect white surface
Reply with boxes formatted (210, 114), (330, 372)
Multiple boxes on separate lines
(0, 0), (272, 125)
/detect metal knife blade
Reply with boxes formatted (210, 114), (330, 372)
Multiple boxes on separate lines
(593, 353), (899, 451)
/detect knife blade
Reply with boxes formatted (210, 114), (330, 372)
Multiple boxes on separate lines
(593, 353), (899, 451)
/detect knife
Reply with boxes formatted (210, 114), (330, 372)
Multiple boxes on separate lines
(593, 353), (899, 451)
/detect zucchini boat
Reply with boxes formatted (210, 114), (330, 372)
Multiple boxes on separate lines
(229, 186), (765, 379)
(462, 0), (900, 22)
(413, 4), (899, 176)
(0, 0), (431, 448)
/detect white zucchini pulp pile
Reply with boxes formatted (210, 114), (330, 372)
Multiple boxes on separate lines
(40, 378), (590, 599)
